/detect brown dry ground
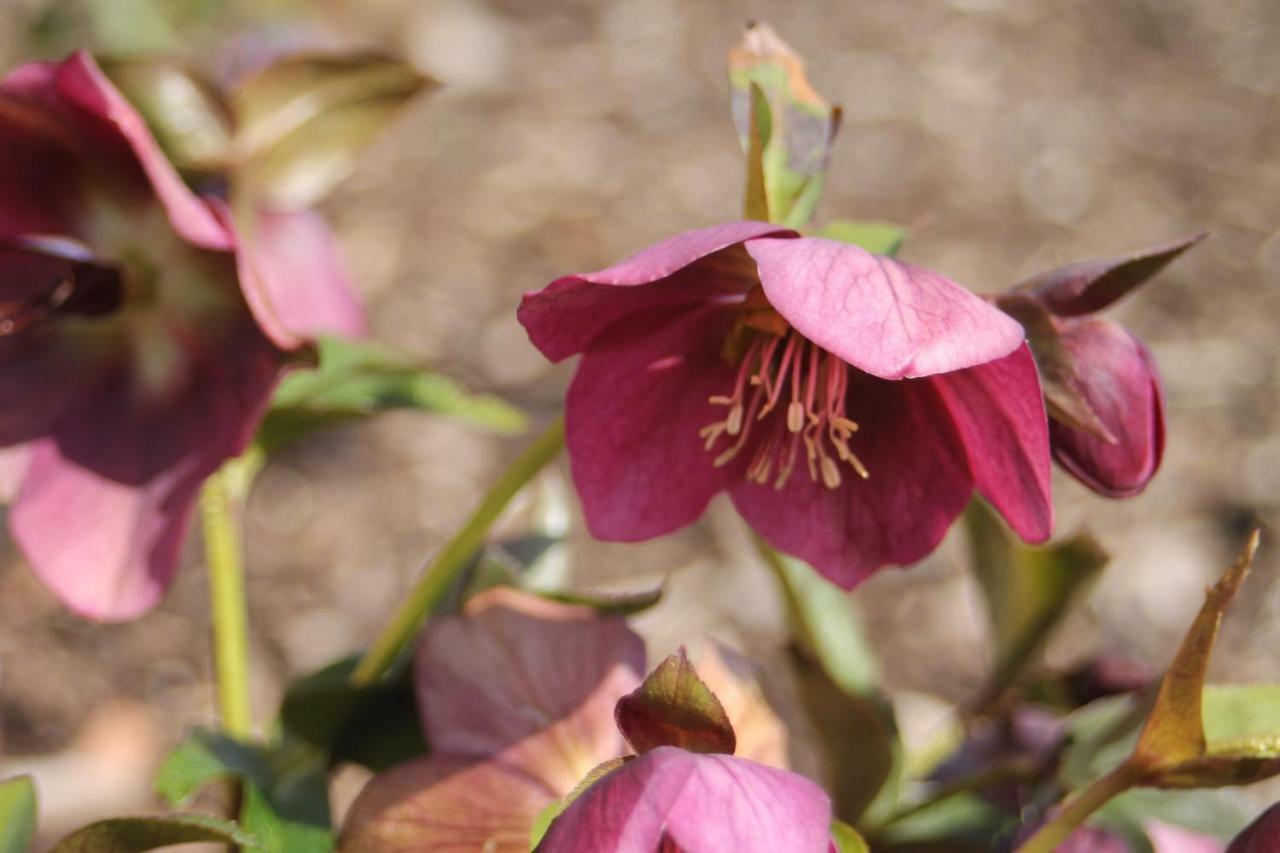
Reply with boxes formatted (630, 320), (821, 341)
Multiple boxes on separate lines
(0, 0), (1278, 841)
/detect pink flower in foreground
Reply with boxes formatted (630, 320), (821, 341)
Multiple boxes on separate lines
(519, 222), (1053, 587)
(997, 235), (1202, 497)
(0, 52), (362, 619)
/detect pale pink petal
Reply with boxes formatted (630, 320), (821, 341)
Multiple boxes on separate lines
(730, 374), (972, 588)
(419, 586), (643, 789)
(1050, 319), (1164, 497)
(538, 747), (831, 853)
(1147, 820), (1224, 853)
(341, 753), (557, 853)
(692, 642), (790, 769)
(230, 206), (366, 349)
(747, 236), (1025, 379)
(0, 444), (30, 501)
(518, 222), (794, 362)
(565, 306), (749, 541)
(930, 344), (1053, 543)
(52, 52), (232, 251)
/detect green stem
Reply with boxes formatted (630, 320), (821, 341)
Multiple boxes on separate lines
(1016, 763), (1141, 853)
(867, 757), (1035, 833)
(200, 466), (254, 739)
(350, 416), (566, 686)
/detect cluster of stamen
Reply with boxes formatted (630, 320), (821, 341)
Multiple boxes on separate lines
(0, 277), (74, 336)
(700, 329), (868, 490)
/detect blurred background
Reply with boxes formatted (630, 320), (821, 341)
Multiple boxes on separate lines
(0, 0), (1277, 843)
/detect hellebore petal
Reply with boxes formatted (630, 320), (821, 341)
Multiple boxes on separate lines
(745, 236), (1025, 379)
(341, 753), (560, 853)
(931, 344), (1054, 543)
(1020, 233), (1206, 317)
(730, 374), (971, 588)
(229, 205), (366, 349)
(1228, 802), (1280, 852)
(537, 746), (832, 853)
(565, 306), (749, 541)
(1146, 820), (1225, 853)
(691, 642), (790, 768)
(1048, 318), (1164, 497)
(0, 63), (84, 236)
(518, 221), (795, 362)
(418, 586), (645, 768)
(52, 52), (233, 251)
(0, 445), (30, 501)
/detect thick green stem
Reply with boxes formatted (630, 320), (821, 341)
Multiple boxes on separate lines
(1016, 763), (1141, 853)
(201, 467), (254, 739)
(350, 416), (566, 686)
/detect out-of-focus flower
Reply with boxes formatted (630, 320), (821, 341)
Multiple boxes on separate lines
(537, 648), (832, 853)
(340, 587), (646, 852)
(996, 236), (1202, 497)
(1227, 802), (1280, 852)
(0, 52), (361, 619)
(519, 222), (1053, 588)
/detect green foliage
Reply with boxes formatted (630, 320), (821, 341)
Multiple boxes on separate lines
(830, 819), (870, 853)
(155, 729), (332, 852)
(0, 777), (37, 853)
(258, 336), (526, 454)
(49, 815), (257, 853)
(615, 649), (737, 755)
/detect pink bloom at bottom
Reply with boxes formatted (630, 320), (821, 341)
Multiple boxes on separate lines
(519, 222), (1053, 588)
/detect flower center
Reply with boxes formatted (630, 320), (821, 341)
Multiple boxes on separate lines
(0, 239), (123, 337)
(700, 326), (869, 490)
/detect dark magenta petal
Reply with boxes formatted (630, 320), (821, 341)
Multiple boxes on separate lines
(52, 52), (233, 251)
(537, 747), (831, 853)
(565, 306), (748, 541)
(931, 344), (1053, 543)
(747, 236), (1025, 379)
(730, 374), (972, 589)
(225, 204), (367, 349)
(418, 587), (643, 766)
(1228, 801), (1280, 852)
(341, 753), (559, 853)
(0, 62), (86, 237)
(1049, 318), (1163, 497)
(518, 222), (794, 362)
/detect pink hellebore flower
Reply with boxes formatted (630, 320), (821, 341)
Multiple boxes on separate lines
(519, 222), (1053, 587)
(997, 236), (1202, 497)
(1227, 802), (1280, 853)
(0, 52), (362, 619)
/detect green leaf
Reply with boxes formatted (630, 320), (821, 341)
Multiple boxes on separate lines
(49, 815), (258, 853)
(756, 541), (878, 696)
(155, 730), (332, 852)
(1203, 684), (1280, 751)
(280, 656), (427, 773)
(102, 58), (234, 171)
(536, 586), (664, 616)
(817, 221), (907, 257)
(965, 500), (1108, 707)
(615, 649), (737, 755)
(743, 81), (772, 222)
(0, 776), (36, 853)
(232, 53), (435, 210)
(258, 336), (526, 454)
(728, 22), (840, 228)
(830, 819), (870, 853)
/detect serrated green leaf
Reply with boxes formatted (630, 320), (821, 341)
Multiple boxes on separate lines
(615, 649), (736, 755)
(817, 221), (907, 257)
(966, 500), (1108, 706)
(0, 776), (36, 853)
(259, 336), (526, 454)
(49, 814), (258, 853)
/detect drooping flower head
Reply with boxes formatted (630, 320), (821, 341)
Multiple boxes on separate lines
(0, 52), (363, 619)
(519, 222), (1054, 587)
(996, 235), (1203, 497)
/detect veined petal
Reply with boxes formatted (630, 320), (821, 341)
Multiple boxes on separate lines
(52, 52), (233, 251)
(0, 324), (118, 447)
(341, 753), (558, 853)
(565, 306), (748, 541)
(419, 587), (643, 785)
(227, 205), (367, 349)
(730, 374), (972, 589)
(747, 236), (1025, 379)
(537, 747), (831, 853)
(930, 344), (1053, 543)
(1049, 319), (1164, 497)
(518, 221), (794, 362)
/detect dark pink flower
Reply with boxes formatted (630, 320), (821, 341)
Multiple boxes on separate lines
(1228, 802), (1280, 853)
(519, 222), (1053, 587)
(0, 52), (362, 619)
(998, 236), (1201, 497)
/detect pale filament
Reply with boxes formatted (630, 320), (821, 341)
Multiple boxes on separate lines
(700, 330), (869, 490)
